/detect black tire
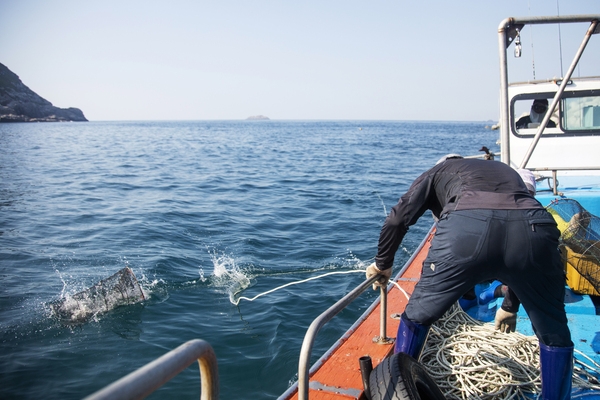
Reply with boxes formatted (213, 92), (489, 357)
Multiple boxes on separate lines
(368, 353), (445, 400)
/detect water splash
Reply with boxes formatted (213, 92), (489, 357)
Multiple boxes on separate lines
(342, 249), (373, 270)
(135, 270), (167, 302)
(206, 251), (253, 303)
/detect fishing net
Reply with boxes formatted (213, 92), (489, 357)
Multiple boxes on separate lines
(546, 198), (600, 294)
(51, 267), (145, 322)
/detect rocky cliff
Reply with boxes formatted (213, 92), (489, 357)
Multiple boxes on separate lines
(0, 62), (87, 122)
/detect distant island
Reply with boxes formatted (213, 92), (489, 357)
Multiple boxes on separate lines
(246, 115), (270, 120)
(0, 62), (87, 122)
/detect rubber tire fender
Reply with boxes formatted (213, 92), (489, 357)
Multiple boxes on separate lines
(368, 353), (445, 400)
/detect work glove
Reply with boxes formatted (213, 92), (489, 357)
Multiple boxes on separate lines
(494, 308), (517, 333)
(365, 262), (392, 290)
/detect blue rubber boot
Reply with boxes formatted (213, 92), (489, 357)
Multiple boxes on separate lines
(478, 280), (502, 305)
(458, 297), (478, 311)
(394, 312), (430, 360)
(539, 343), (573, 400)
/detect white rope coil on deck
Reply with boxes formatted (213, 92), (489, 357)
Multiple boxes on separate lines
(420, 304), (600, 399)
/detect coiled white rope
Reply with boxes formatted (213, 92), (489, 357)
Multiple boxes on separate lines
(420, 304), (600, 399)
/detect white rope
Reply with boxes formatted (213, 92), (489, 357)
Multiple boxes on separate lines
(391, 279), (411, 301)
(231, 270), (366, 305)
(232, 270), (412, 306)
(420, 304), (600, 399)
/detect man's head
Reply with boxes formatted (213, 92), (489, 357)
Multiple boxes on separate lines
(531, 99), (549, 114)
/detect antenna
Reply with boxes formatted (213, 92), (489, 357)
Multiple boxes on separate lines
(557, 0), (564, 77)
(527, 0), (536, 79)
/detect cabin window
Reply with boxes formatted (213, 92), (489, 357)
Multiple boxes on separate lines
(513, 97), (559, 132)
(512, 91), (600, 136)
(563, 95), (600, 131)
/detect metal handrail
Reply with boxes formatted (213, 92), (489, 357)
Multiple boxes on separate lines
(282, 225), (435, 400)
(84, 339), (219, 400)
(530, 166), (600, 195)
(297, 275), (382, 400)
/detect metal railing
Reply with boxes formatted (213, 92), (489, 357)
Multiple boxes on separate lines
(282, 226), (435, 400)
(84, 339), (219, 400)
(296, 275), (388, 400)
(531, 166), (600, 195)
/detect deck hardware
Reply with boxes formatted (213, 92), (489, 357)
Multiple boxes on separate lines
(553, 79), (573, 86)
(378, 285), (389, 344)
(514, 29), (522, 57)
(372, 335), (395, 345)
(307, 381), (362, 398)
(503, 21), (524, 49)
(359, 356), (373, 400)
(372, 282), (394, 343)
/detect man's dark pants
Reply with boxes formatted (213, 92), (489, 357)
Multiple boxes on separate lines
(405, 208), (572, 347)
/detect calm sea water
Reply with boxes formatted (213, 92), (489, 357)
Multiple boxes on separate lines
(0, 120), (498, 399)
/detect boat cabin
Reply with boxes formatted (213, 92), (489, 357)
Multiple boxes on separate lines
(507, 77), (600, 174)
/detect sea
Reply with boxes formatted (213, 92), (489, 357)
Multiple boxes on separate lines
(0, 120), (498, 399)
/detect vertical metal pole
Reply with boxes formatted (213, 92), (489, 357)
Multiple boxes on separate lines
(372, 285), (393, 345)
(498, 18), (512, 166)
(379, 286), (387, 340)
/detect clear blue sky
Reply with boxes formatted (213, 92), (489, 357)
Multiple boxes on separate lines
(1, 0), (598, 121)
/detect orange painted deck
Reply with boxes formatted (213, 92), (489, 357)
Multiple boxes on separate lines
(285, 230), (433, 400)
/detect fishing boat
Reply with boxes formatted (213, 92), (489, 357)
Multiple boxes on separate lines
(85, 14), (600, 400)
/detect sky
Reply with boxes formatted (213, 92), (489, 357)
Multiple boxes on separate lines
(1, 0), (599, 121)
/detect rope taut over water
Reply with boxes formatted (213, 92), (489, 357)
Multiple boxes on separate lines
(231, 269), (365, 306)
